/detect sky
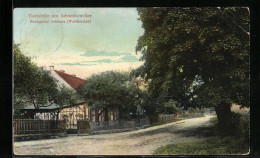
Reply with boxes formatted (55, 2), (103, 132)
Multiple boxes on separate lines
(13, 8), (144, 79)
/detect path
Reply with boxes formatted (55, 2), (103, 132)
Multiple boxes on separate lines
(14, 115), (215, 155)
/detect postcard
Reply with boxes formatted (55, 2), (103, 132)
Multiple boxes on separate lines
(13, 7), (250, 155)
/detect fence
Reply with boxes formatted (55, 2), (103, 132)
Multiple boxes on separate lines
(133, 116), (151, 128)
(158, 114), (181, 123)
(77, 116), (151, 134)
(13, 119), (66, 135)
(92, 117), (150, 130)
(77, 119), (91, 134)
(91, 120), (136, 131)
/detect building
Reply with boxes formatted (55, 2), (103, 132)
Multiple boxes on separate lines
(19, 66), (118, 129)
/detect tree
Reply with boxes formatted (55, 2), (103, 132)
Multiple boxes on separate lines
(136, 8), (249, 129)
(78, 71), (142, 119)
(13, 44), (77, 118)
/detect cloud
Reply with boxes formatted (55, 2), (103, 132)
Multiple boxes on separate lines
(55, 52), (140, 66)
(52, 61), (144, 79)
(118, 54), (139, 62)
(55, 59), (113, 66)
(56, 62), (96, 66)
(82, 55), (138, 64)
(81, 51), (127, 57)
(84, 59), (113, 63)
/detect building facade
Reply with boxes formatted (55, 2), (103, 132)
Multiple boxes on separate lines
(19, 66), (118, 129)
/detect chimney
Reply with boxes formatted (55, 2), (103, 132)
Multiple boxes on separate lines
(72, 74), (76, 77)
(49, 65), (54, 71)
(60, 70), (65, 73)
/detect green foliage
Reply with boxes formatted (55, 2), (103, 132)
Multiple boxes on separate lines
(208, 113), (250, 139)
(154, 136), (249, 155)
(154, 115), (249, 155)
(13, 109), (27, 119)
(160, 99), (182, 114)
(187, 107), (202, 114)
(13, 43), (77, 115)
(140, 93), (160, 123)
(136, 8), (249, 127)
(238, 114), (250, 139)
(228, 112), (250, 138)
(52, 85), (79, 107)
(136, 8), (249, 109)
(78, 71), (144, 117)
(129, 65), (146, 78)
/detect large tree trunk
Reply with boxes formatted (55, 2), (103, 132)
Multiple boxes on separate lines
(215, 102), (232, 132)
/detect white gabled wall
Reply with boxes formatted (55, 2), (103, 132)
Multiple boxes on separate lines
(49, 69), (76, 92)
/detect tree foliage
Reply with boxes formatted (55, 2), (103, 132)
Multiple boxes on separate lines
(13, 44), (77, 112)
(136, 8), (249, 127)
(78, 71), (144, 118)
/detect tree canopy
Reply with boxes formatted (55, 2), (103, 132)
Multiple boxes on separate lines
(136, 8), (249, 127)
(13, 44), (77, 113)
(78, 71), (144, 118)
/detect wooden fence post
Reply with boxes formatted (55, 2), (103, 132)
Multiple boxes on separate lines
(13, 119), (67, 136)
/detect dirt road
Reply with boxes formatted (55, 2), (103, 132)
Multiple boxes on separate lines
(14, 115), (215, 155)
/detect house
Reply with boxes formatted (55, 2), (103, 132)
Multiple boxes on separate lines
(19, 66), (118, 129)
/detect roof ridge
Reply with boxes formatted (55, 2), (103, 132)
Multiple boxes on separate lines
(55, 70), (86, 81)
(54, 70), (86, 90)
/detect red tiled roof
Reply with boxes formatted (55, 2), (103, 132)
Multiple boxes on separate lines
(55, 70), (86, 90)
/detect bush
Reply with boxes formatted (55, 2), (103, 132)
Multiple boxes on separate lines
(200, 108), (208, 113)
(161, 100), (183, 114)
(229, 112), (250, 138)
(234, 113), (249, 141)
(182, 107), (207, 117)
(239, 114), (250, 138)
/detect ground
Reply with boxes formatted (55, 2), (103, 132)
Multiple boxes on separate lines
(14, 115), (215, 155)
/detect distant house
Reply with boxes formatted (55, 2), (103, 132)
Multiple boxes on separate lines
(19, 66), (118, 129)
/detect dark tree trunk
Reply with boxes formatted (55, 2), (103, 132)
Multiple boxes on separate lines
(215, 102), (232, 132)
(104, 108), (109, 121)
(95, 110), (99, 122)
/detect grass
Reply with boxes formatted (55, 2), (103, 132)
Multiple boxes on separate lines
(154, 136), (249, 155)
(154, 117), (250, 155)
